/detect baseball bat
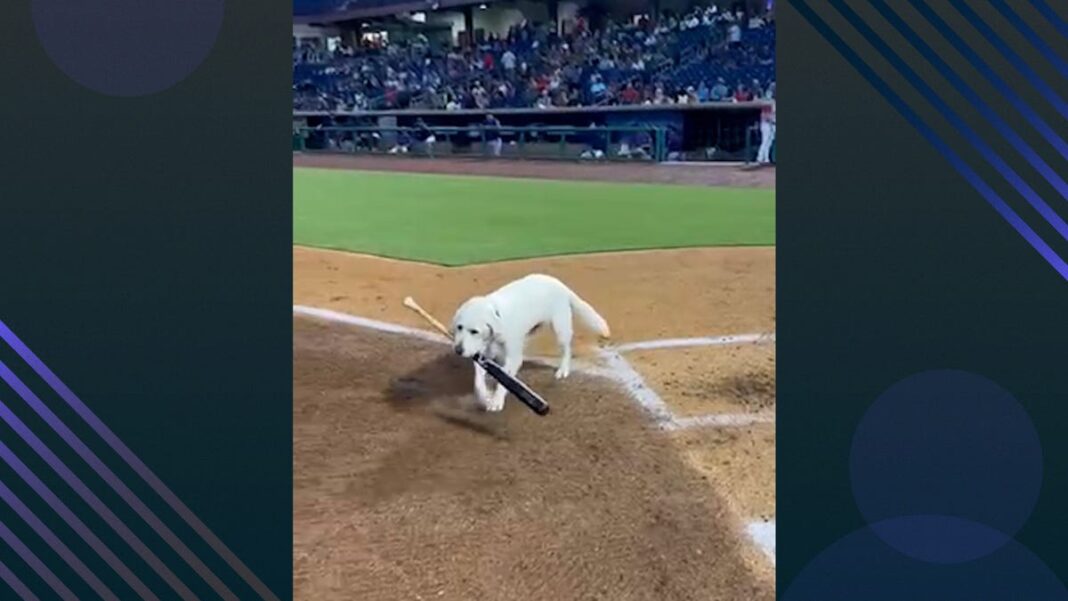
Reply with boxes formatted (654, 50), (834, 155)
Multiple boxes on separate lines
(474, 354), (551, 416)
(403, 296), (450, 337)
(403, 296), (550, 416)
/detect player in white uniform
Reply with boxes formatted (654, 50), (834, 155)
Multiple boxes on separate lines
(756, 96), (776, 165)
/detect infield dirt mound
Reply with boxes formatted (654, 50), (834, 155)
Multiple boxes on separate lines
(294, 317), (772, 601)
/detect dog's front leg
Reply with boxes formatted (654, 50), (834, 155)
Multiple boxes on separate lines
(485, 350), (523, 412)
(473, 361), (490, 403)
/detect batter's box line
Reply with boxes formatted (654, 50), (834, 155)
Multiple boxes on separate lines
(612, 333), (775, 353)
(292, 305), (774, 431)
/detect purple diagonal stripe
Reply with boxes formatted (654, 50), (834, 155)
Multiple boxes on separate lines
(906, 0), (1068, 161)
(0, 517), (77, 601)
(0, 399), (198, 601)
(0, 439), (159, 601)
(830, 0), (1068, 243)
(0, 556), (41, 601)
(0, 478), (118, 600)
(988, 0), (1068, 79)
(950, 0), (1068, 118)
(870, 0), (1068, 200)
(0, 359), (238, 601)
(792, 0), (1068, 281)
(0, 319), (280, 601)
(1027, 0), (1068, 40)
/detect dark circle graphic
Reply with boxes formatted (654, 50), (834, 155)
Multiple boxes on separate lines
(32, 0), (224, 96)
(851, 370), (1042, 562)
(783, 525), (1066, 601)
(869, 515), (1007, 564)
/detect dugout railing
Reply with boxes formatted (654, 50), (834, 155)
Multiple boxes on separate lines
(293, 125), (670, 162)
(293, 102), (771, 163)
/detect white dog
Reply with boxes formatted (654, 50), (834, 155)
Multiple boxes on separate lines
(451, 274), (610, 411)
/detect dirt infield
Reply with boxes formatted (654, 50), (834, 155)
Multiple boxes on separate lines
(293, 153), (776, 188)
(293, 246), (774, 348)
(293, 153), (775, 599)
(294, 319), (773, 601)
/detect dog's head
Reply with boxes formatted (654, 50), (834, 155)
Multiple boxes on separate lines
(451, 296), (502, 359)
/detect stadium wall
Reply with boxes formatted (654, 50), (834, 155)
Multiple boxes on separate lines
(293, 102), (768, 162)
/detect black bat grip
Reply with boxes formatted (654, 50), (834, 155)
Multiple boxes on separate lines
(474, 355), (550, 416)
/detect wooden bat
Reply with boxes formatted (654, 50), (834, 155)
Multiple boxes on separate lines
(403, 296), (451, 337)
(402, 296), (550, 416)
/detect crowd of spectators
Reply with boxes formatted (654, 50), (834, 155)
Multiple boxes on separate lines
(293, 4), (774, 112)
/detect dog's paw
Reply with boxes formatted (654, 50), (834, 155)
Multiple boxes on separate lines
(555, 365), (570, 380)
(484, 398), (505, 412)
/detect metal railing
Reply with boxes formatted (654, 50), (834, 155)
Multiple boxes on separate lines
(294, 124), (669, 162)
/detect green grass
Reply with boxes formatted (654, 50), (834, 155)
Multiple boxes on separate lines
(294, 168), (775, 266)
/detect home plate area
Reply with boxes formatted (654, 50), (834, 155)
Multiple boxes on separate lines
(292, 244), (775, 600)
(293, 306), (774, 601)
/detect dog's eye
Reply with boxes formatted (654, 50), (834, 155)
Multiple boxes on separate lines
(469, 329), (479, 335)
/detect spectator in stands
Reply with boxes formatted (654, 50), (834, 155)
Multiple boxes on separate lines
(711, 77), (729, 101)
(502, 48), (517, 73)
(620, 82), (641, 105)
(733, 82), (753, 102)
(589, 74), (608, 103)
(292, 5), (774, 112)
(727, 21), (743, 48)
(653, 85), (670, 105)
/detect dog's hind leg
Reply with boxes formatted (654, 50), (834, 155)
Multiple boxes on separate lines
(551, 306), (573, 380)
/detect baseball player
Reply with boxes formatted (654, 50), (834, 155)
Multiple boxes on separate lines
(756, 96), (776, 165)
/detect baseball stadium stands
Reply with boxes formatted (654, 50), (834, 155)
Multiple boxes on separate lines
(293, 2), (776, 112)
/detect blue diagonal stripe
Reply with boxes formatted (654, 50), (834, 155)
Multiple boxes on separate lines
(0, 517), (77, 601)
(0, 397), (199, 601)
(906, 0), (1068, 161)
(0, 318), (281, 601)
(829, 0), (1068, 242)
(0, 479), (118, 600)
(0, 557), (41, 601)
(0, 359), (239, 600)
(950, 0), (1068, 117)
(1027, 0), (1068, 40)
(0, 439), (159, 601)
(869, 0), (1068, 202)
(790, 0), (1068, 281)
(987, 0), (1068, 78)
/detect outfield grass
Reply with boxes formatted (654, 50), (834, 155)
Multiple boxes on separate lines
(294, 168), (775, 266)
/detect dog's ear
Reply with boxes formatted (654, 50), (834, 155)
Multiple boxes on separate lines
(485, 304), (504, 339)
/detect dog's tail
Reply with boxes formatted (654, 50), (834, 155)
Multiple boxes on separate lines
(568, 289), (611, 338)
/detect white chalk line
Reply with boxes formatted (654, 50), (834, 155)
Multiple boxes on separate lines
(613, 333), (775, 353)
(294, 306), (449, 344)
(746, 521), (776, 565)
(294, 305), (773, 431)
(294, 305), (775, 563)
(597, 349), (677, 426)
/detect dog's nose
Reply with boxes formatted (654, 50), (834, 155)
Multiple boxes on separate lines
(453, 344), (464, 356)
